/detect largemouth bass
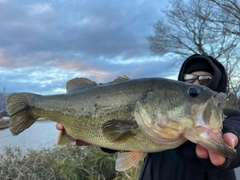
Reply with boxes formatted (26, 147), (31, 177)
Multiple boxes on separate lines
(6, 77), (236, 171)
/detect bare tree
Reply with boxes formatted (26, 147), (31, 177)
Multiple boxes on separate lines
(148, 0), (240, 109)
(148, 0), (239, 58)
(204, 0), (240, 109)
(220, 49), (240, 109)
(208, 0), (240, 36)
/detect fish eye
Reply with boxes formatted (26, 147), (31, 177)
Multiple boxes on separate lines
(188, 87), (201, 98)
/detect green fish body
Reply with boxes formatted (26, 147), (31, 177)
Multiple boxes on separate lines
(6, 77), (236, 171)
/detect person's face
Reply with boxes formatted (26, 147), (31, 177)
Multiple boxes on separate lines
(184, 71), (212, 86)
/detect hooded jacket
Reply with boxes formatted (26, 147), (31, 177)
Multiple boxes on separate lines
(178, 54), (228, 93)
(139, 54), (240, 180)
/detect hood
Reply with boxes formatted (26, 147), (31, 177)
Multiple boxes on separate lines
(178, 54), (227, 93)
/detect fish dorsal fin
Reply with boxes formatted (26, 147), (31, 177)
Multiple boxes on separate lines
(113, 75), (130, 82)
(115, 151), (146, 171)
(98, 75), (130, 85)
(66, 77), (97, 93)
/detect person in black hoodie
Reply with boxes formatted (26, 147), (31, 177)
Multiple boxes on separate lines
(56, 54), (240, 180)
(139, 54), (240, 180)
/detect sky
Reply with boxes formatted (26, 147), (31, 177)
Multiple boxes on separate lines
(0, 0), (183, 95)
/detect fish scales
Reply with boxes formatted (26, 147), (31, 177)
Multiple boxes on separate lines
(18, 78), (171, 151)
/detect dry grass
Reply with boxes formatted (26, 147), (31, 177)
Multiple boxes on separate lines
(0, 145), (142, 180)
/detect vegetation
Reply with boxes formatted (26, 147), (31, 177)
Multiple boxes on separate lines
(147, 0), (240, 110)
(0, 145), (142, 180)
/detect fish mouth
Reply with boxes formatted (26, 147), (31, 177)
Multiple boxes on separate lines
(184, 127), (236, 159)
(184, 92), (236, 159)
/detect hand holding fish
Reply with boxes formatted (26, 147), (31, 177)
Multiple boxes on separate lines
(196, 132), (238, 166)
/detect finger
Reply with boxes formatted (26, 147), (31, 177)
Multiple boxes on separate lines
(223, 133), (238, 148)
(208, 151), (226, 166)
(196, 144), (226, 166)
(56, 123), (63, 130)
(195, 133), (238, 167)
(196, 144), (209, 159)
(204, 133), (238, 166)
(76, 140), (91, 146)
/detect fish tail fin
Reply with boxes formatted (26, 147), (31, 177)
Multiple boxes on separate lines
(6, 93), (40, 136)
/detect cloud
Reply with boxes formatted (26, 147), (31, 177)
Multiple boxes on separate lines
(28, 3), (52, 15)
(0, 0), (181, 95)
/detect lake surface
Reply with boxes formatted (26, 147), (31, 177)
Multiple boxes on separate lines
(0, 121), (59, 154)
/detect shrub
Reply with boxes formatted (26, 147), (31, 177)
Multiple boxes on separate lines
(0, 145), (142, 180)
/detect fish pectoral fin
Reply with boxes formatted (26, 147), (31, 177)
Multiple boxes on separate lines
(66, 77), (97, 93)
(115, 151), (146, 171)
(57, 129), (76, 145)
(101, 119), (138, 142)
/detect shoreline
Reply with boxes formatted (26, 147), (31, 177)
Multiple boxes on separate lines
(0, 118), (9, 130)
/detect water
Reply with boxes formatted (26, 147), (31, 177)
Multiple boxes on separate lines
(0, 120), (59, 154)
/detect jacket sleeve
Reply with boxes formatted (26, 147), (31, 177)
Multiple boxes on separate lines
(175, 108), (240, 172)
